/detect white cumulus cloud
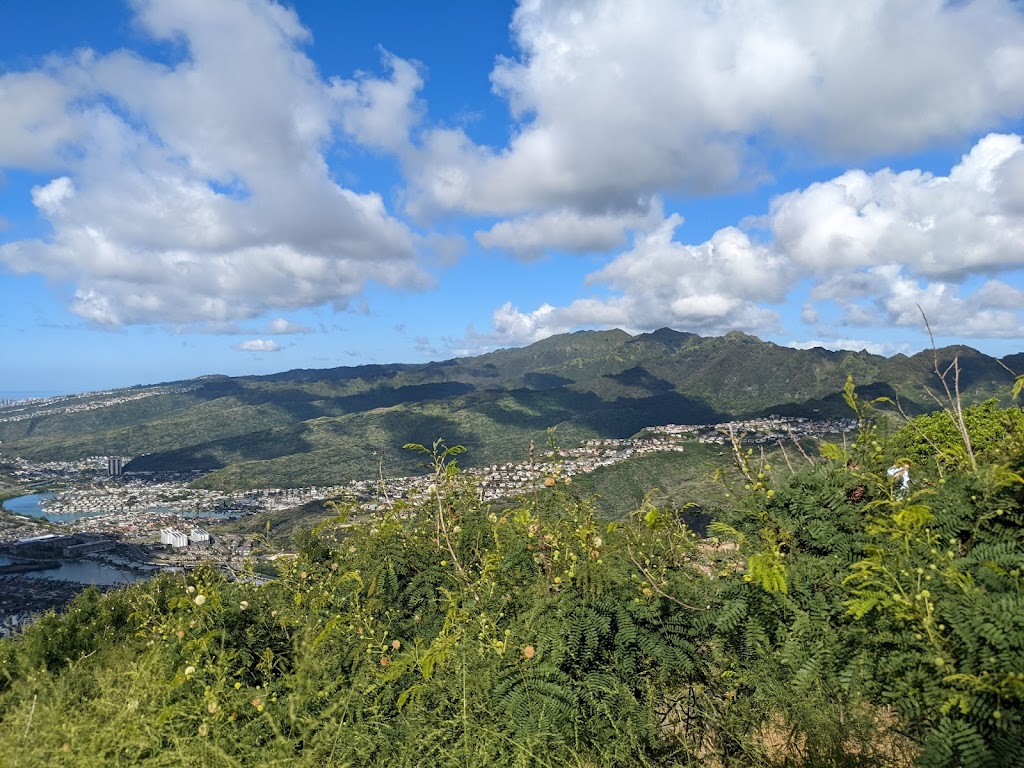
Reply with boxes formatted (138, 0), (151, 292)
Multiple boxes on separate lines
(465, 215), (785, 349)
(408, 0), (1024, 219)
(266, 318), (313, 335)
(475, 202), (663, 259)
(0, 0), (429, 327)
(234, 339), (282, 352)
(771, 134), (1024, 278)
(465, 134), (1024, 351)
(332, 50), (426, 154)
(0, 71), (81, 169)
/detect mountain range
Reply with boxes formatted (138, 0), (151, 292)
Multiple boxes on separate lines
(1, 328), (1020, 490)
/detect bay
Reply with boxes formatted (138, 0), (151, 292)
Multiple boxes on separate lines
(20, 560), (142, 585)
(2, 492), (56, 517)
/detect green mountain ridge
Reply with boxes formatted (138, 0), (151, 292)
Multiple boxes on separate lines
(1, 328), (1019, 490)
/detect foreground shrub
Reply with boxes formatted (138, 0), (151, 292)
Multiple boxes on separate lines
(0, 412), (1021, 766)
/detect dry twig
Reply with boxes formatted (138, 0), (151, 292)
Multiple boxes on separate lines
(919, 305), (976, 470)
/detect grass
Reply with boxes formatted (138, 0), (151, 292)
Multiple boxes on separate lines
(207, 498), (339, 550)
(569, 444), (729, 518)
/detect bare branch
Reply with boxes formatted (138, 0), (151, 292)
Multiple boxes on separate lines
(627, 544), (708, 611)
(775, 439), (796, 473)
(785, 424), (815, 465)
(725, 424), (754, 482)
(918, 304), (976, 471)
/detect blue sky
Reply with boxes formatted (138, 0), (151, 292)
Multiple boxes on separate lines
(2, 0), (1024, 397)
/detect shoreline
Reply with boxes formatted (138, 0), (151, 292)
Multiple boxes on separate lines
(0, 558), (61, 575)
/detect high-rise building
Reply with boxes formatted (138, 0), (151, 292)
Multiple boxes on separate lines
(189, 528), (210, 546)
(160, 528), (188, 548)
(107, 456), (123, 476)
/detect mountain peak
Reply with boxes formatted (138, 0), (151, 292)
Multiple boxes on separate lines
(723, 330), (762, 343)
(629, 327), (697, 349)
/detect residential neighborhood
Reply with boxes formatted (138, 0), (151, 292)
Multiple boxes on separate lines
(2, 415), (854, 544)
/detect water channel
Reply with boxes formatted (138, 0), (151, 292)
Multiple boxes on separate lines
(2, 491), (236, 523)
(0, 555), (141, 585)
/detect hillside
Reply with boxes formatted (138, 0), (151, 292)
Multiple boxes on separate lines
(0, 329), (1018, 489)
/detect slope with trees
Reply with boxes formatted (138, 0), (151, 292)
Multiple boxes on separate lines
(0, 329), (1019, 490)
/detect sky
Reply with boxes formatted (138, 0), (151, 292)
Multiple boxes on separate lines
(2, 0), (1024, 398)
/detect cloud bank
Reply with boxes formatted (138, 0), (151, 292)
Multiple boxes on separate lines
(2, 0), (1023, 360)
(481, 134), (1024, 347)
(407, 0), (1024, 219)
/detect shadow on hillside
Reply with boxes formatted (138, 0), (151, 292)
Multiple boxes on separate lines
(751, 382), (926, 420)
(522, 372), (574, 389)
(578, 392), (725, 436)
(602, 366), (677, 392)
(928, 349), (1016, 390)
(126, 425), (316, 472)
(471, 385), (725, 438)
(194, 379), (477, 421)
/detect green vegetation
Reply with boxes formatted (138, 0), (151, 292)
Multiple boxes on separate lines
(1, 329), (1018, 490)
(2, 385), (1022, 767)
(208, 498), (340, 551)
(891, 399), (1024, 472)
(570, 443), (731, 521)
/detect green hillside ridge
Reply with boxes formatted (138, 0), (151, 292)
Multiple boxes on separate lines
(207, 446), (731, 551)
(0, 328), (1018, 490)
(569, 444), (731, 523)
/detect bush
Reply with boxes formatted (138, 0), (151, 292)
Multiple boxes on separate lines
(1, 422), (1021, 766)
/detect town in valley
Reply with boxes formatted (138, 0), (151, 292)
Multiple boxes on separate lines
(1, 414), (854, 636)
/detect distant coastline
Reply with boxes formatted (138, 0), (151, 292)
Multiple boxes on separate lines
(0, 391), (64, 403)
